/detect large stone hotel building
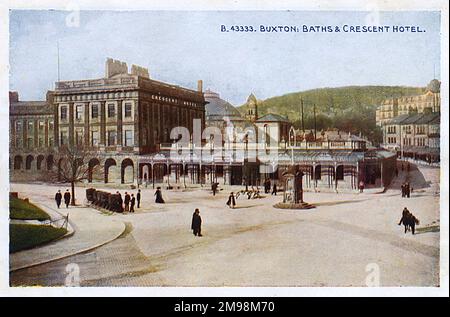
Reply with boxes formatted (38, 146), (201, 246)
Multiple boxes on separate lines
(376, 79), (441, 163)
(10, 58), (397, 192)
(10, 58), (205, 183)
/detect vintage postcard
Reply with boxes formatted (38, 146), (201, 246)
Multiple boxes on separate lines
(0, 0), (448, 297)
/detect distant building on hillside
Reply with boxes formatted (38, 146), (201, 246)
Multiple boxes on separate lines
(376, 79), (441, 126)
(376, 79), (440, 163)
(381, 112), (440, 163)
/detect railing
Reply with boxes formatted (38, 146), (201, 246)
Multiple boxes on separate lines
(56, 77), (138, 90)
(42, 213), (69, 230)
(159, 140), (366, 151)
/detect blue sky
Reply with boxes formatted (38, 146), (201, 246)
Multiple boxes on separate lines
(9, 10), (441, 105)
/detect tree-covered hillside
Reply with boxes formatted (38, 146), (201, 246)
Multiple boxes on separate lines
(239, 86), (425, 144)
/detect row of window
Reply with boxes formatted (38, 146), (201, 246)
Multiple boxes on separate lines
(14, 136), (54, 148)
(60, 103), (133, 121)
(59, 130), (134, 147)
(387, 137), (397, 144)
(55, 91), (137, 102)
(416, 138), (427, 147)
(387, 126), (396, 134)
(398, 95), (437, 102)
(15, 120), (54, 133)
(398, 138), (428, 147)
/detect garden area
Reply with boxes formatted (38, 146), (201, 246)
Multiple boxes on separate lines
(9, 195), (67, 253)
(10, 224), (67, 253)
(10, 196), (50, 221)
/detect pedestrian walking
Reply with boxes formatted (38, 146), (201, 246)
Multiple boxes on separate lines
(272, 183), (277, 196)
(124, 192), (130, 211)
(136, 189), (141, 208)
(130, 194), (135, 213)
(63, 189), (71, 208)
(212, 182), (219, 196)
(155, 187), (165, 203)
(55, 190), (62, 209)
(226, 192), (236, 209)
(243, 178), (248, 192)
(358, 181), (364, 193)
(401, 183), (405, 197)
(191, 208), (202, 237)
(406, 182), (411, 198)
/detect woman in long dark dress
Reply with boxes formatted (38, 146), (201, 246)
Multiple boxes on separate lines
(226, 192), (236, 209)
(191, 209), (202, 237)
(155, 187), (165, 203)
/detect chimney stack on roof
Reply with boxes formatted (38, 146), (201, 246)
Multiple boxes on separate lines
(105, 58), (128, 78)
(9, 91), (19, 103)
(105, 58), (150, 79)
(197, 80), (203, 93)
(131, 64), (150, 78)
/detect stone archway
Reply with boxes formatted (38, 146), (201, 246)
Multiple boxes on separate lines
(36, 155), (45, 170)
(104, 158), (118, 184)
(47, 155), (54, 170)
(121, 158), (134, 184)
(25, 155), (34, 170)
(140, 163), (151, 183)
(88, 158), (101, 183)
(14, 155), (23, 170)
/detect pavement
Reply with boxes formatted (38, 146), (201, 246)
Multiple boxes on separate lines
(9, 184), (126, 272)
(9, 164), (441, 287)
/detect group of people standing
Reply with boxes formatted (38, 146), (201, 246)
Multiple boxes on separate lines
(115, 189), (141, 213)
(54, 189), (71, 208)
(401, 182), (412, 198)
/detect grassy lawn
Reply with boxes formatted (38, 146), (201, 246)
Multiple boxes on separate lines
(9, 196), (50, 221)
(10, 224), (67, 253)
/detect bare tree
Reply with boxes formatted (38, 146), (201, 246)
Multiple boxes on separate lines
(47, 145), (103, 206)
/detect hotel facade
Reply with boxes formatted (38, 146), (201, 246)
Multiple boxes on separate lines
(10, 59), (396, 192)
(376, 79), (441, 163)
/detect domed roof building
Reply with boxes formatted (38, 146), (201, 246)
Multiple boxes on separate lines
(204, 90), (244, 123)
(427, 79), (441, 93)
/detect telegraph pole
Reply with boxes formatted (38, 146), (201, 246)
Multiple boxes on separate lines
(313, 103), (317, 140)
(301, 97), (305, 132)
(57, 41), (60, 82)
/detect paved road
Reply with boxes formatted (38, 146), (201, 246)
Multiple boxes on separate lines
(10, 184), (125, 272)
(10, 164), (441, 287)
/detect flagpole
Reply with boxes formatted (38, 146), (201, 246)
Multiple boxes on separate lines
(57, 41), (60, 82)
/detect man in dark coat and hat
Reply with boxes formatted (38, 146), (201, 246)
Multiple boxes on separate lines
(212, 182), (219, 196)
(191, 208), (202, 237)
(130, 194), (136, 213)
(55, 190), (62, 208)
(136, 189), (141, 208)
(116, 191), (123, 212)
(124, 192), (131, 212)
(272, 183), (277, 196)
(63, 189), (71, 208)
